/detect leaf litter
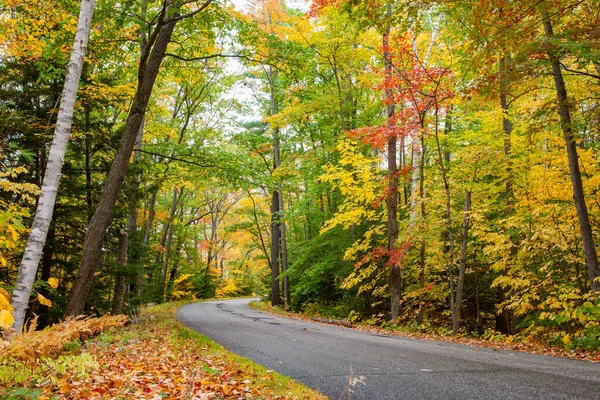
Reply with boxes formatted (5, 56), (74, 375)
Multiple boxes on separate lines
(1, 303), (326, 400)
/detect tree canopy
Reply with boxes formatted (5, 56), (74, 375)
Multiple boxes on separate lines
(2, 0), (599, 350)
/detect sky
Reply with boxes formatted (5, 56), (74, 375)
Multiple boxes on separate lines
(219, 0), (311, 129)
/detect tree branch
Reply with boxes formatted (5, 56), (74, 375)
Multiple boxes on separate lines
(560, 63), (600, 81)
(134, 148), (215, 168)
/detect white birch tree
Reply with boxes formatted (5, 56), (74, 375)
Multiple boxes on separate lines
(10, 0), (96, 332)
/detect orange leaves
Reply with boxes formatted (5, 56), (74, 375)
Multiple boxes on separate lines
(2, 315), (128, 361)
(36, 293), (52, 307)
(1, 306), (318, 400)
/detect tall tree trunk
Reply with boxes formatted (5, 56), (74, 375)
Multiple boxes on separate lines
(157, 188), (184, 301)
(112, 228), (128, 315)
(158, 223), (174, 302)
(268, 67), (283, 307)
(417, 134), (426, 324)
(65, 14), (178, 317)
(270, 189), (282, 306)
(497, 55), (515, 334)
(543, 12), (599, 291)
(384, 6), (402, 322)
(10, 0), (95, 332)
(166, 239), (184, 302)
(474, 242), (482, 335)
(85, 128), (93, 221)
(143, 188), (158, 248)
(278, 181), (290, 308)
(452, 190), (471, 335)
(433, 105), (456, 330)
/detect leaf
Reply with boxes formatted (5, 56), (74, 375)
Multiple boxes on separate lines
(37, 293), (52, 307)
(48, 277), (59, 289)
(0, 291), (13, 311)
(562, 334), (571, 345)
(0, 309), (14, 330)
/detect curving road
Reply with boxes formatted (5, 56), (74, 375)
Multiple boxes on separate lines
(177, 298), (600, 400)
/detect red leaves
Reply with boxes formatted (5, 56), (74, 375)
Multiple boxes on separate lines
(308, 0), (343, 17)
(355, 241), (411, 270)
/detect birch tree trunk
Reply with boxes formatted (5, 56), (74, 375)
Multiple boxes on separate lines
(10, 0), (95, 332)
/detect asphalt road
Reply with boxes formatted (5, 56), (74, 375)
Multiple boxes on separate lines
(177, 298), (600, 400)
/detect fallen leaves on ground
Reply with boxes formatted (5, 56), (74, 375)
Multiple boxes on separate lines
(1, 303), (325, 400)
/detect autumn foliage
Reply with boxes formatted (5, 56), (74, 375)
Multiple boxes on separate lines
(0, 304), (324, 399)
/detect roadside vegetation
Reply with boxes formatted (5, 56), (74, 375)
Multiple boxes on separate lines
(0, 302), (326, 399)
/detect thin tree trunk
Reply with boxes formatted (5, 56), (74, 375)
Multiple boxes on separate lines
(112, 228), (128, 315)
(278, 181), (290, 309)
(408, 136), (422, 227)
(166, 239), (184, 302)
(270, 190), (281, 306)
(247, 191), (270, 265)
(85, 130), (93, 221)
(417, 239), (425, 324)
(10, 0), (95, 332)
(143, 188), (158, 248)
(497, 55), (515, 334)
(383, 5), (402, 322)
(65, 14), (178, 316)
(268, 66), (282, 307)
(474, 243), (481, 335)
(434, 107), (456, 331)
(157, 188), (184, 301)
(452, 190), (471, 335)
(417, 131), (427, 324)
(543, 12), (599, 291)
(158, 223), (174, 302)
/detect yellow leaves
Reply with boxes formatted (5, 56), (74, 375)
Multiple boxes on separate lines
(0, 288), (13, 330)
(562, 334), (571, 345)
(48, 277), (59, 289)
(37, 293), (52, 307)
(0, 290), (13, 312)
(0, 168), (40, 201)
(0, 310), (14, 330)
(0, 0), (77, 61)
(216, 279), (239, 298)
(0, 290), (14, 331)
(319, 140), (384, 233)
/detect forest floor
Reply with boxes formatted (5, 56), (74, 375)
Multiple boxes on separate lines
(0, 302), (326, 399)
(249, 301), (600, 363)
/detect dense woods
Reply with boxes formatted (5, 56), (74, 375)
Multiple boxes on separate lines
(1, 0), (599, 349)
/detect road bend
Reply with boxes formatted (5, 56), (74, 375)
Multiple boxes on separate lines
(177, 298), (600, 400)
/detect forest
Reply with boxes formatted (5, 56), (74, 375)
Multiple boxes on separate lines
(1, 0), (599, 349)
